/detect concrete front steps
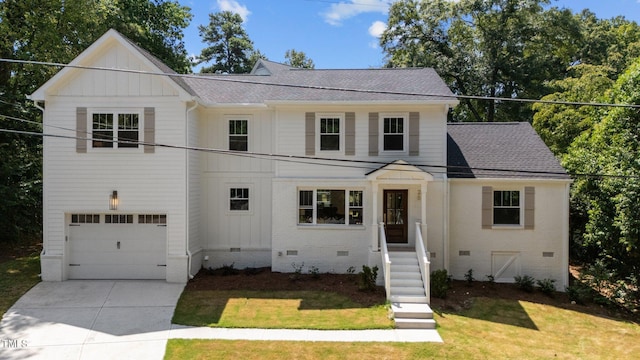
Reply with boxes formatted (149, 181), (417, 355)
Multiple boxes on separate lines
(388, 251), (435, 329)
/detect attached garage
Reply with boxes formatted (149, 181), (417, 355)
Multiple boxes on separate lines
(67, 213), (167, 279)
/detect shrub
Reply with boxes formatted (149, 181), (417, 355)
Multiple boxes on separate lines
(431, 269), (452, 298)
(514, 275), (535, 292)
(486, 274), (495, 284)
(464, 269), (475, 284)
(308, 265), (320, 279)
(358, 265), (379, 291)
(566, 283), (593, 305)
(218, 263), (239, 276)
(537, 278), (557, 296)
(290, 262), (304, 281)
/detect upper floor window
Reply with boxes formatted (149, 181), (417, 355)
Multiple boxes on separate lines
(229, 119), (248, 151)
(92, 112), (139, 148)
(493, 190), (520, 225)
(383, 116), (405, 151)
(319, 116), (340, 151)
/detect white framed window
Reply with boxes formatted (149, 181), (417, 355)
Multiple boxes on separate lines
(317, 113), (343, 152)
(90, 110), (142, 149)
(493, 190), (521, 225)
(298, 189), (363, 226)
(379, 113), (408, 153)
(229, 119), (248, 151)
(230, 187), (250, 211)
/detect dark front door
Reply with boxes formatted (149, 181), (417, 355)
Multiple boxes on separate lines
(384, 190), (408, 244)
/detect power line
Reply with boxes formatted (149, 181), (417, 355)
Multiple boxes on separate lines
(1, 126), (637, 180)
(2, 58), (639, 109)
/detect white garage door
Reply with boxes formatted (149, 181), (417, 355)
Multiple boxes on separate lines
(68, 214), (167, 279)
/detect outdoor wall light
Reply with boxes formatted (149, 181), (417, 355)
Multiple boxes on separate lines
(109, 190), (118, 210)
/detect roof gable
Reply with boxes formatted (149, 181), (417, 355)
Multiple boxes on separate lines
(30, 29), (193, 100)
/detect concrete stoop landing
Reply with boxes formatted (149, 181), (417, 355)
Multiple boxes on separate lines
(388, 251), (435, 329)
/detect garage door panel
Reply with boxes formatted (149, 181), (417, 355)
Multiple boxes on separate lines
(68, 216), (167, 280)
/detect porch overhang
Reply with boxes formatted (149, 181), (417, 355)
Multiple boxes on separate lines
(366, 160), (434, 183)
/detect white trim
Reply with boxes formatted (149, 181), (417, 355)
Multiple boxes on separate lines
(226, 184), (253, 214)
(491, 187), (524, 228)
(297, 187), (365, 227)
(379, 112), (409, 155)
(316, 112), (344, 154)
(87, 108), (144, 152)
(225, 115), (252, 152)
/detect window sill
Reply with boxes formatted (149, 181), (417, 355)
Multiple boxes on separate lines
(491, 224), (524, 230)
(297, 224), (366, 230)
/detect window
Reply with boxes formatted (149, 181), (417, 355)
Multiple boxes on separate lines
(298, 189), (363, 226)
(138, 214), (167, 224)
(92, 111), (139, 148)
(71, 214), (100, 224)
(230, 188), (249, 211)
(383, 116), (405, 151)
(105, 214), (134, 224)
(493, 190), (520, 225)
(319, 117), (340, 151)
(229, 119), (248, 151)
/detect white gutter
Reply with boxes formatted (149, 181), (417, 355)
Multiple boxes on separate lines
(33, 101), (46, 268)
(443, 174), (450, 272)
(185, 100), (198, 279)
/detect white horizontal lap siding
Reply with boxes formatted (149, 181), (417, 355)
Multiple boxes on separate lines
(43, 97), (188, 259)
(448, 180), (567, 284)
(274, 107), (448, 179)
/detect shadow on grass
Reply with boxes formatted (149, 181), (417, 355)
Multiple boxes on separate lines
(172, 289), (390, 328)
(431, 279), (639, 330)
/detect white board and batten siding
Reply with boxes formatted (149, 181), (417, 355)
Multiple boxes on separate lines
(198, 108), (275, 269)
(40, 39), (192, 282)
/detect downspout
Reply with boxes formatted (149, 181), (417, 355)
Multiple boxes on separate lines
(443, 174), (450, 272)
(185, 100), (199, 279)
(33, 101), (46, 267)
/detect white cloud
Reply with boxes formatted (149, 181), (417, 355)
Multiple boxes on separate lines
(323, 0), (389, 26)
(368, 20), (386, 37)
(217, 0), (251, 21)
(367, 20), (386, 48)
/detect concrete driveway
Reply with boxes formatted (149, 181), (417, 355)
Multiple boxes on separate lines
(0, 280), (185, 360)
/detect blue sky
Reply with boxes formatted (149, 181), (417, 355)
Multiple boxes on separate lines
(179, 0), (640, 70)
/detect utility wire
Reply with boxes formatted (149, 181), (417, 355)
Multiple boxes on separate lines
(2, 58), (639, 109)
(1, 126), (638, 180)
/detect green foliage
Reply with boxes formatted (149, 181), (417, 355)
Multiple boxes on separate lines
(346, 266), (356, 275)
(358, 265), (378, 292)
(464, 268), (474, 284)
(197, 11), (255, 73)
(290, 262), (304, 281)
(430, 269), (451, 298)
(514, 275), (535, 292)
(536, 278), (556, 296)
(381, 0), (581, 123)
(486, 274), (495, 284)
(284, 49), (315, 69)
(307, 265), (320, 279)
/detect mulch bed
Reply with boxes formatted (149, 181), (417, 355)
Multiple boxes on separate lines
(186, 266), (638, 322)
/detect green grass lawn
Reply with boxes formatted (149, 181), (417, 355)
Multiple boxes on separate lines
(172, 289), (393, 330)
(166, 297), (640, 360)
(0, 254), (41, 316)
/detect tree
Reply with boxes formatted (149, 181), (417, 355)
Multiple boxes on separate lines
(284, 49), (315, 69)
(197, 11), (254, 74)
(563, 58), (640, 289)
(0, 0), (192, 244)
(381, 0), (581, 122)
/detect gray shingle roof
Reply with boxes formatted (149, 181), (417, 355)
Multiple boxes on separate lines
(182, 66), (455, 104)
(447, 122), (570, 179)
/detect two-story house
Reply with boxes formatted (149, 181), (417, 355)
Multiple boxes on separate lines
(30, 30), (571, 308)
